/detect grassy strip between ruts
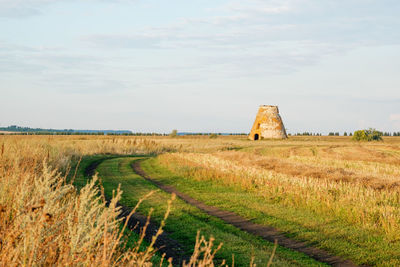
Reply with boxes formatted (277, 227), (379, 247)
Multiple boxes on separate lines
(71, 155), (170, 266)
(142, 157), (400, 266)
(94, 156), (326, 266)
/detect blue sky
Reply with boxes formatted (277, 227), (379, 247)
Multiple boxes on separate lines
(1, 0), (399, 133)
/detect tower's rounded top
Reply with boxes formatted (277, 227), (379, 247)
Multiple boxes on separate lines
(258, 105), (279, 113)
(259, 105), (277, 108)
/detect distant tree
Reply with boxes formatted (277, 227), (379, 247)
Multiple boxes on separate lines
(344, 132), (348, 136)
(209, 133), (218, 139)
(352, 128), (383, 141)
(328, 132), (334, 136)
(169, 129), (178, 137)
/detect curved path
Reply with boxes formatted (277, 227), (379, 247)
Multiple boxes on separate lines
(132, 160), (361, 267)
(85, 158), (189, 265)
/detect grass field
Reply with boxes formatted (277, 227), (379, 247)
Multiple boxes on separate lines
(94, 156), (325, 266)
(1, 135), (400, 266)
(148, 137), (400, 266)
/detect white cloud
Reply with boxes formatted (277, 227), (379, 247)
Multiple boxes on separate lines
(390, 114), (400, 121)
(390, 114), (400, 130)
(0, 0), (56, 17)
(0, 0), (137, 17)
(225, 0), (294, 15)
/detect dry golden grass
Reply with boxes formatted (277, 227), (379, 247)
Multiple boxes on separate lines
(0, 136), (173, 266)
(210, 150), (400, 190)
(155, 136), (400, 242)
(2, 134), (399, 265)
(0, 135), (239, 266)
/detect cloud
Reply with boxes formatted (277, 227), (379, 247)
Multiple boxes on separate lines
(390, 114), (400, 130)
(0, 0), (137, 18)
(0, 0), (56, 18)
(3, 1), (400, 90)
(0, 41), (121, 94)
(0, 54), (47, 74)
(83, 0), (400, 60)
(3, 0), (400, 83)
(83, 27), (350, 77)
(84, 34), (163, 49)
(390, 114), (400, 121)
(225, 0), (294, 15)
(0, 7), (41, 18)
(0, 44), (99, 74)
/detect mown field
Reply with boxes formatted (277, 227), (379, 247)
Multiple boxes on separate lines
(1, 135), (400, 266)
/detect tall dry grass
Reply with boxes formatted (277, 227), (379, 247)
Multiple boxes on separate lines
(0, 136), (241, 266)
(158, 152), (400, 241)
(0, 139), (158, 266)
(3, 134), (395, 265)
(213, 151), (400, 190)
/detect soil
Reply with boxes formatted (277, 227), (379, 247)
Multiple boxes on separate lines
(132, 160), (362, 267)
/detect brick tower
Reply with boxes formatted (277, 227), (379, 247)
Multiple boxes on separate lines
(249, 105), (287, 140)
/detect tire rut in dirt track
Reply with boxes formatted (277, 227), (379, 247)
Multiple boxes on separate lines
(132, 160), (363, 267)
(85, 158), (189, 266)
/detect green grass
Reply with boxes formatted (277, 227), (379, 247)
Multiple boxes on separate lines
(142, 157), (400, 266)
(70, 155), (169, 266)
(70, 154), (113, 189)
(93, 156), (326, 266)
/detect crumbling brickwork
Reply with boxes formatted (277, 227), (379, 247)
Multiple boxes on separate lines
(249, 105), (287, 140)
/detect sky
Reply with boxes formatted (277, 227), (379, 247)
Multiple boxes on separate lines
(1, 0), (399, 134)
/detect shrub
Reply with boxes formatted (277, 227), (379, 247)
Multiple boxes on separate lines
(209, 133), (218, 139)
(169, 129), (178, 137)
(352, 128), (383, 141)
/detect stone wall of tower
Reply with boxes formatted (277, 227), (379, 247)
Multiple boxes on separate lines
(249, 105), (287, 140)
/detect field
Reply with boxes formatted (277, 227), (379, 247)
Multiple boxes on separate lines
(1, 135), (400, 266)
